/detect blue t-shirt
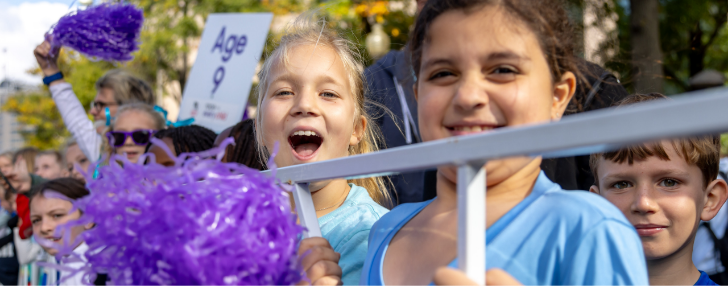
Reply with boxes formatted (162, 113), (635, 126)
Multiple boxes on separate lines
(360, 172), (649, 285)
(696, 270), (718, 285)
(320, 184), (389, 285)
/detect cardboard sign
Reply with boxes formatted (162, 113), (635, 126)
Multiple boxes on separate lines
(178, 13), (273, 133)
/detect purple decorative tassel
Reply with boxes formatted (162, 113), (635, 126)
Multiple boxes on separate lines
(48, 3), (144, 62)
(47, 138), (304, 285)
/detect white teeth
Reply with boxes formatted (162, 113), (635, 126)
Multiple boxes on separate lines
(454, 126), (491, 132)
(293, 130), (318, 137)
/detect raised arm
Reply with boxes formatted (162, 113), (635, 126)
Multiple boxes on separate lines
(34, 41), (101, 161)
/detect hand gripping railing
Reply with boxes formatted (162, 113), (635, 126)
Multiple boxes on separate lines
(262, 87), (728, 284)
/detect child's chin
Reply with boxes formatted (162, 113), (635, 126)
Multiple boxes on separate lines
(43, 247), (58, 256)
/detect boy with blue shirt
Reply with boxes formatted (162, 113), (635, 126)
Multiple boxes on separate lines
(590, 93), (727, 285)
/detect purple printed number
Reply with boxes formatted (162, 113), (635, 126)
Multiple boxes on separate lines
(210, 26), (247, 98)
(212, 66), (225, 97)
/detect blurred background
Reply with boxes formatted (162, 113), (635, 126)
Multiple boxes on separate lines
(0, 0), (726, 153)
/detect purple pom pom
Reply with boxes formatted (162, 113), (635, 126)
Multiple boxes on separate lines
(60, 138), (304, 285)
(48, 3), (144, 62)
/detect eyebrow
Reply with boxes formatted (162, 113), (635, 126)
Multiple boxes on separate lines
(421, 51), (531, 71)
(601, 168), (690, 182)
(268, 73), (346, 90)
(487, 51), (531, 62)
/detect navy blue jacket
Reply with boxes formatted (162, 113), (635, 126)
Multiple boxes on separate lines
(364, 49), (434, 205)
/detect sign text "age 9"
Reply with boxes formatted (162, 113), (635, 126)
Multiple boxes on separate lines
(210, 26), (247, 98)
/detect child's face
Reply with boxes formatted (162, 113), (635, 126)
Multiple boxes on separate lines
(260, 44), (365, 171)
(30, 194), (89, 255)
(415, 7), (575, 186)
(591, 142), (727, 260)
(114, 110), (158, 163)
(34, 154), (65, 180)
(0, 156), (12, 176)
(65, 144), (89, 182)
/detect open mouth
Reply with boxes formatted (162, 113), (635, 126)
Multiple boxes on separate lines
(44, 236), (62, 242)
(288, 130), (323, 161)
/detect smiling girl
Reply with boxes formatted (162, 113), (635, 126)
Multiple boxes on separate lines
(360, 0), (649, 285)
(29, 178), (95, 285)
(254, 17), (390, 285)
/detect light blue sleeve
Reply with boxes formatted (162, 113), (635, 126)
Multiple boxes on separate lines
(562, 219), (649, 285)
(337, 229), (371, 285)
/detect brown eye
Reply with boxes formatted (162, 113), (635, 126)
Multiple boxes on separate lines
(429, 71), (455, 80)
(493, 67), (517, 74)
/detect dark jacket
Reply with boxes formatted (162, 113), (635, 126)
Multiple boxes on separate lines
(540, 60), (629, 190)
(364, 49), (435, 205)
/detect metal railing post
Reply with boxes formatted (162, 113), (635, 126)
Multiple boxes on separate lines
(457, 163), (486, 285)
(292, 183), (322, 238)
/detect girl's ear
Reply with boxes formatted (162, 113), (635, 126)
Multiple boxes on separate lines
(551, 71), (577, 120)
(701, 179), (728, 221)
(350, 115), (367, 146)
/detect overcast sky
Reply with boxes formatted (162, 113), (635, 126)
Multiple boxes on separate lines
(0, 0), (77, 84)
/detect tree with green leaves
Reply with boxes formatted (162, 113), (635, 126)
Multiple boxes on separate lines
(2, 50), (113, 150)
(3, 0), (415, 150)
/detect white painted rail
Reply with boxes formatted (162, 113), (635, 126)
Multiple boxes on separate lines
(262, 87), (728, 284)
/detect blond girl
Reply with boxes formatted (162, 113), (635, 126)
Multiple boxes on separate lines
(255, 16), (389, 285)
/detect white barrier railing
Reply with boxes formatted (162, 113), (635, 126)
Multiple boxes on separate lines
(262, 87), (728, 284)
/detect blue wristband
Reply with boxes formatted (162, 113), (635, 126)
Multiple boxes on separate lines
(42, 72), (63, 86)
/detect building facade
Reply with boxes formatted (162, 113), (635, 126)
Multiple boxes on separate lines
(0, 80), (31, 153)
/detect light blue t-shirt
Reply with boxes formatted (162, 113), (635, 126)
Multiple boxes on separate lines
(360, 172), (648, 285)
(320, 183), (389, 285)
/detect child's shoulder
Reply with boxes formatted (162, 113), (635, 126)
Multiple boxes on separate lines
(319, 184), (390, 245)
(522, 173), (633, 237)
(317, 185), (390, 253)
(537, 178), (629, 225)
(345, 184), (390, 218)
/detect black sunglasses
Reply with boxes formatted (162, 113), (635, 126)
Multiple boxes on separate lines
(106, 130), (156, 147)
(90, 101), (118, 111)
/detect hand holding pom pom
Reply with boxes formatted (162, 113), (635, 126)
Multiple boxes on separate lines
(57, 138), (305, 285)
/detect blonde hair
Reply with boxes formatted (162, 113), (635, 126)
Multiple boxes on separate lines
(95, 69), (156, 105)
(254, 14), (392, 207)
(102, 103), (166, 158)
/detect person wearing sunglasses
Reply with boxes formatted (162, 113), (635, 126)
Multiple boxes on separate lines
(33, 40), (156, 166)
(106, 103), (166, 164)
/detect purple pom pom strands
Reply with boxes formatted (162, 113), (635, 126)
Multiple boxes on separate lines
(57, 138), (304, 285)
(48, 3), (143, 62)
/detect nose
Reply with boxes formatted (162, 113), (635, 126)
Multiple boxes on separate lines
(631, 184), (658, 215)
(89, 105), (100, 117)
(123, 133), (135, 147)
(71, 166), (82, 180)
(453, 75), (488, 112)
(289, 91), (321, 117)
(39, 218), (55, 236)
